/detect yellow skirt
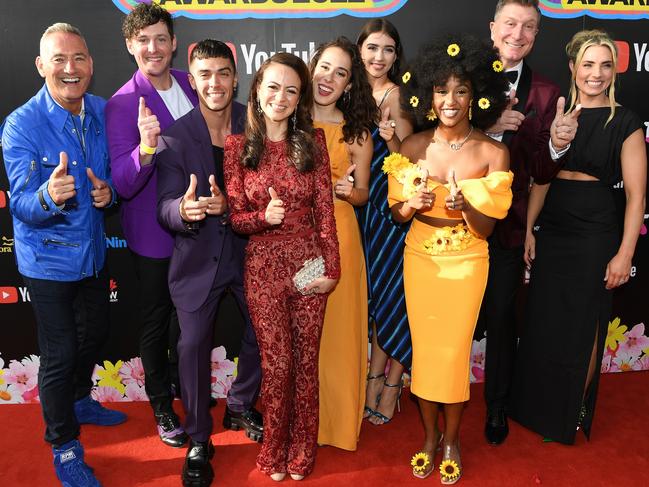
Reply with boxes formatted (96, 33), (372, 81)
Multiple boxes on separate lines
(404, 219), (488, 403)
(317, 200), (368, 450)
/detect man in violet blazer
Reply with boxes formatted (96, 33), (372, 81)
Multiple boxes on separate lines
(481, 0), (579, 446)
(106, 4), (197, 447)
(157, 40), (261, 487)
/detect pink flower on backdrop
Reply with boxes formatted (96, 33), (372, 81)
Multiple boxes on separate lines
(22, 385), (40, 403)
(211, 346), (236, 378)
(637, 354), (649, 371)
(91, 386), (125, 402)
(5, 355), (39, 394)
(617, 323), (649, 356)
(470, 338), (486, 383)
(610, 350), (642, 373)
(124, 382), (148, 401)
(119, 357), (146, 387)
(600, 353), (612, 373)
(212, 374), (234, 399)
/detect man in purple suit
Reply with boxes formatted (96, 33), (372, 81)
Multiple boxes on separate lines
(106, 4), (261, 454)
(157, 39), (262, 486)
(481, 0), (579, 445)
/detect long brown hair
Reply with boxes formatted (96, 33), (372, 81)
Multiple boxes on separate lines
(242, 52), (317, 172)
(309, 37), (378, 145)
(356, 18), (403, 84)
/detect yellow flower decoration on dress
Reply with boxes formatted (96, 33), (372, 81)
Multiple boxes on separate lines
(447, 43), (460, 57)
(409, 96), (419, 108)
(439, 459), (461, 481)
(423, 225), (474, 256)
(492, 60), (504, 72)
(478, 97), (491, 110)
(402, 165), (427, 199)
(402, 71), (411, 84)
(411, 452), (431, 475)
(382, 152), (411, 176)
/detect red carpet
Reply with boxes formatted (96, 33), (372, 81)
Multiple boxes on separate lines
(2, 371), (648, 486)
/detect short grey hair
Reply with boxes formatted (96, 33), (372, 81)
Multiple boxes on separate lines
(39, 23), (86, 56)
(494, 0), (541, 23)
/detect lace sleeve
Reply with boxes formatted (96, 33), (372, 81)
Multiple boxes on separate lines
(312, 129), (341, 279)
(223, 135), (271, 234)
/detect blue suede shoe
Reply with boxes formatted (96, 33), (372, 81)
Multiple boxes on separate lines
(53, 440), (101, 487)
(74, 396), (127, 426)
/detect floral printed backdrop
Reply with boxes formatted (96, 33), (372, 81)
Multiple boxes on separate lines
(0, 346), (237, 404)
(1, 318), (648, 404)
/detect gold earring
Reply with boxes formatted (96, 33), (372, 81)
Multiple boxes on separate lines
(426, 109), (437, 122)
(469, 99), (473, 121)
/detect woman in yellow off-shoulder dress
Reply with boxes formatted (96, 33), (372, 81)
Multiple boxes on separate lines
(389, 35), (511, 484)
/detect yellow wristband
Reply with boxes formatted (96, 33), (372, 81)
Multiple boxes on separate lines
(140, 142), (156, 155)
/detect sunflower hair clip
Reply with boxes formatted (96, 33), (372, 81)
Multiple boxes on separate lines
(447, 43), (460, 57)
(478, 97), (491, 110)
(492, 60), (504, 72)
(409, 96), (420, 108)
(402, 71), (411, 84)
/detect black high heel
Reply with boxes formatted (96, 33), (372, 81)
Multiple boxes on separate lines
(363, 373), (385, 418)
(370, 379), (402, 425)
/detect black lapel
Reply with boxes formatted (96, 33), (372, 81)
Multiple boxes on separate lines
(503, 62), (532, 147)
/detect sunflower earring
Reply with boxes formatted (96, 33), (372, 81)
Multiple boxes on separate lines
(426, 108), (437, 122)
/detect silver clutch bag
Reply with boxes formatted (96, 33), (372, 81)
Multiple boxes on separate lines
(293, 256), (325, 294)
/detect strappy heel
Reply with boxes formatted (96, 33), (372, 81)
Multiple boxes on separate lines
(363, 373), (385, 419)
(370, 379), (402, 425)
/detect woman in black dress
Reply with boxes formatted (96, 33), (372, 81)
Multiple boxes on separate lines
(510, 29), (646, 444)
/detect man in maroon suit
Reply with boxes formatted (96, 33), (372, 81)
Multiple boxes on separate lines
(481, 0), (579, 445)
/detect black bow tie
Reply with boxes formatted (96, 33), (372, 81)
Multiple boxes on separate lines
(505, 70), (519, 85)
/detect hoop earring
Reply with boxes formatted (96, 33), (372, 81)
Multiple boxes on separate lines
(292, 110), (297, 131)
(469, 99), (473, 121)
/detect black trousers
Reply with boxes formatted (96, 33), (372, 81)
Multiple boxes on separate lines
(131, 252), (180, 415)
(23, 267), (110, 447)
(481, 238), (524, 413)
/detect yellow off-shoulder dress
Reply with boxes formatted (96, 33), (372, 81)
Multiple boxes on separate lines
(315, 121), (368, 450)
(387, 158), (512, 403)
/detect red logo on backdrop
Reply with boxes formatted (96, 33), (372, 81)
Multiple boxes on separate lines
(0, 287), (19, 304)
(0, 191), (7, 208)
(615, 41), (629, 73)
(110, 279), (118, 291)
(187, 42), (237, 68)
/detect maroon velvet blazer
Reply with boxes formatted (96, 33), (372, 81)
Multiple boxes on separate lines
(495, 62), (562, 249)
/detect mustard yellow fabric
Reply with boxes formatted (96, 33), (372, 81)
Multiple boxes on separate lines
(387, 161), (513, 403)
(314, 121), (368, 450)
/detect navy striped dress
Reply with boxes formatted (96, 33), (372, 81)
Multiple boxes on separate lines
(355, 124), (412, 368)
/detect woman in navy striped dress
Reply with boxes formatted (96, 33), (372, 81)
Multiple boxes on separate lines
(356, 19), (414, 425)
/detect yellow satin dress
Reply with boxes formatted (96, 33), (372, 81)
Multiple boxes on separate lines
(315, 121), (368, 450)
(388, 164), (512, 403)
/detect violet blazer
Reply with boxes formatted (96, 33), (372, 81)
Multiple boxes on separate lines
(106, 69), (198, 258)
(156, 103), (247, 312)
(495, 62), (563, 249)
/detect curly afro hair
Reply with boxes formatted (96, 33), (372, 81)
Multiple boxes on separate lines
(400, 33), (510, 131)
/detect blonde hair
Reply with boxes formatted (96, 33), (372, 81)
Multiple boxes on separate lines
(565, 29), (617, 125)
(39, 23), (85, 56)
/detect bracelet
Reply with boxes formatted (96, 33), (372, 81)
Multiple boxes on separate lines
(139, 142), (157, 155)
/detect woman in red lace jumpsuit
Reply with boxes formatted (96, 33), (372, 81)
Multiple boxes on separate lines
(223, 52), (340, 481)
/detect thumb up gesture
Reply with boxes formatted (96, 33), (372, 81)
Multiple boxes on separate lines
(334, 163), (356, 199)
(199, 174), (227, 215)
(179, 174), (209, 222)
(87, 167), (112, 208)
(378, 106), (396, 142)
(47, 151), (76, 205)
(445, 169), (467, 211)
(265, 187), (285, 225)
(551, 96), (581, 151)
(137, 96), (160, 157)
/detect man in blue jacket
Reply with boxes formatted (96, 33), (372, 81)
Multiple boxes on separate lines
(1, 23), (124, 487)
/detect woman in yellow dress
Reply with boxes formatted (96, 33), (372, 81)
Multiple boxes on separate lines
(309, 37), (377, 451)
(387, 35), (511, 484)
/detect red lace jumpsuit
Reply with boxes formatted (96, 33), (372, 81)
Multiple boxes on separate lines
(224, 129), (340, 476)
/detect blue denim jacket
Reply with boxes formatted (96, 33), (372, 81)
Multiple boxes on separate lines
(1, 85), (115, 281)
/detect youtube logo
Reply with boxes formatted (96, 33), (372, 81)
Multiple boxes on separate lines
(0, 286), (19, 304)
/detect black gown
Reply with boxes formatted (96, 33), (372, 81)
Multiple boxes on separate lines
(509, 106), (644, 444)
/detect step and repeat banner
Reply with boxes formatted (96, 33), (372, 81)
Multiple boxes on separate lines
(0, 0), (647, 403)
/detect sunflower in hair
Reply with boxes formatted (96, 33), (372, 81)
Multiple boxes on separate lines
(492, 60), (504, 72)
(402, 71), (411, 84)
(447, 43), (460, 57)
(478, 97), (491, 110)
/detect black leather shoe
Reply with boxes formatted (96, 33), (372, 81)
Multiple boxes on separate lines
(182, 440), (215, 487)
(155, 412), (188, 448)
(223, 406), (263, 442)
(485, 409), (509, 445)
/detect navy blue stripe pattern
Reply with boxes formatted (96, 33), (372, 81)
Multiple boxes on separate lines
(355, 126), (412, 368)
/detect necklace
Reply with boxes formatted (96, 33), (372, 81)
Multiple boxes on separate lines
(434, 126), (473, 151)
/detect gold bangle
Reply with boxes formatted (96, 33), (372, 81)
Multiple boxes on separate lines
(140, 142), (156, 155)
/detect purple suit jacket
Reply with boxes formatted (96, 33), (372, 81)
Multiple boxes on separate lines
(495, 63), (562, 249)
(156, 103), (247, 312)
(106, 69), (198, 258)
